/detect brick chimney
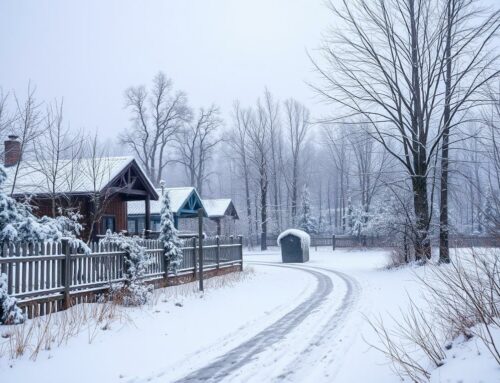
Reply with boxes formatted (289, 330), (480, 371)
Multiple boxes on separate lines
(4, 135), (21, 167)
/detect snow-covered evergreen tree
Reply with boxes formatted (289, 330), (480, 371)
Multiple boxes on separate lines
(483, 189), (499, 235)
(0, 273), (25, 325)
(159, 191), (183, 273)
(298, 185), (318, 234)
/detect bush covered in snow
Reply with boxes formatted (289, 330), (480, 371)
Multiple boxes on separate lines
(159, 191), (183, 273)
(0, 165), (89, 253)
(0, 273), (25, 325)
(101, 231), (153, 306)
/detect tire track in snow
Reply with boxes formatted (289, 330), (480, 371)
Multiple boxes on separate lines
(274, 264), (361, 382)
(173, 264), (334, 383)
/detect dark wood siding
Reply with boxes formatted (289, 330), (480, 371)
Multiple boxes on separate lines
(18, 194), (128, 240)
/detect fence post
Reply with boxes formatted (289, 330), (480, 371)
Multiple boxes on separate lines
(238, 235), (244, 271)
(192, 236), (197, 278)
(332, 234), (336, 251)
(163, 242), (169, 287)
(61, 239), (72, 310)
(198, 208), (204, 292)
(216, 236), (220, 270)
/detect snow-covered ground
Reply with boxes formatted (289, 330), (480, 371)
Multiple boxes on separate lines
(0, 247), (498, 383)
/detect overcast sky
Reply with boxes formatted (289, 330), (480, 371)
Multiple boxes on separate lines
(0, 0), (333, 140)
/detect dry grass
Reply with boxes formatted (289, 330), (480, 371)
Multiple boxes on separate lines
(0, 269), (253, 362)
(367, 247), (500, 382)
(0, 299), (130, 361)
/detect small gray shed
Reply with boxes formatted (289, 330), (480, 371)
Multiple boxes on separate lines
(277, 229), (310, 263)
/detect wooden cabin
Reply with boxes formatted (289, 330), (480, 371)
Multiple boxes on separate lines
(127, 187), (206, 235)
(202, 199), (239, 236)
(127, 187), (239, 237)
(2, 136), (158, 240)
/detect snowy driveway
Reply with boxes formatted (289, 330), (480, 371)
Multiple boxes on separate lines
(171, 260), (361, 383)
(4, 249), (408, 383)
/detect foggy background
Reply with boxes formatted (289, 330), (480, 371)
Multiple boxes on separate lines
(0, 0), (331, 140)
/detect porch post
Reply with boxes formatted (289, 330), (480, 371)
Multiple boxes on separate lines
(145, 195), (151, 238)
(216, 218), (222, 237)
(174, 214), (179, 229)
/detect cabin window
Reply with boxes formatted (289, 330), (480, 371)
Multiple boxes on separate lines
(137, 218), (145, 233)
(127, 219), (137, 233)
(152, 218), (161, 232)
(102, 216), (116, 234)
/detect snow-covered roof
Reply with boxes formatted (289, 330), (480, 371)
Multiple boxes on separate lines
(128, 187), (205, 216)
(202, 199), (238, 219)
(277, 229), (311, 251)
(2, 156), (157, 197)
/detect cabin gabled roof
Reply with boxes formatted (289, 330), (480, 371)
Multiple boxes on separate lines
(3, 156), (158, 201)
(127, 187), (206, 217)
(202, 199), (239, 219)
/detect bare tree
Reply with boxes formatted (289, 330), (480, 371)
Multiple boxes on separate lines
(314, 0), (453, 259)
(82, 134), (114, 242)
(0, 88), (15, 155)
(32, 100), (84, 217)
(229, 102), (254, 248)
(348, 124), (387, 221)
(283, 99), (310, 226)
(10, 83), (43, 195)
(323, 124), (351, 232)
(438, 0), (500, 263)
(175, 106), (222, 195)
(263, 90), (283, 234)
(481, 84), (500, 236)
(121, 72), (191, 186)
(247, 104), (270, 250)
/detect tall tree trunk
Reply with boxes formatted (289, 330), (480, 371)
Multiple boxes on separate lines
(243, 161), (253, 249)
(291, 159), (298, 226)
(413, 175), (431, 260)
(410, 0), (431, 261)
(439, 0), (453, 264)
(260, 160), (268, 251)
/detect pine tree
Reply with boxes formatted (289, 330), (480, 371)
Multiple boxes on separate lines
(483, 189), (500, 235)
(159, 191), (183, 272)
(298, 185), (318, 234)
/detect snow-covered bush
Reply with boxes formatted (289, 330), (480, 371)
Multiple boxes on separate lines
(0, 273), (25, 325)
(101, 231), (153, 306)
(298, 185), (318, 234)
(0, 165), (89, 253)
(159, 191), (183, 273)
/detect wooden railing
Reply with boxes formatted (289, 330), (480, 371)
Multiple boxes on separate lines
(0, 236), (243, 318)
